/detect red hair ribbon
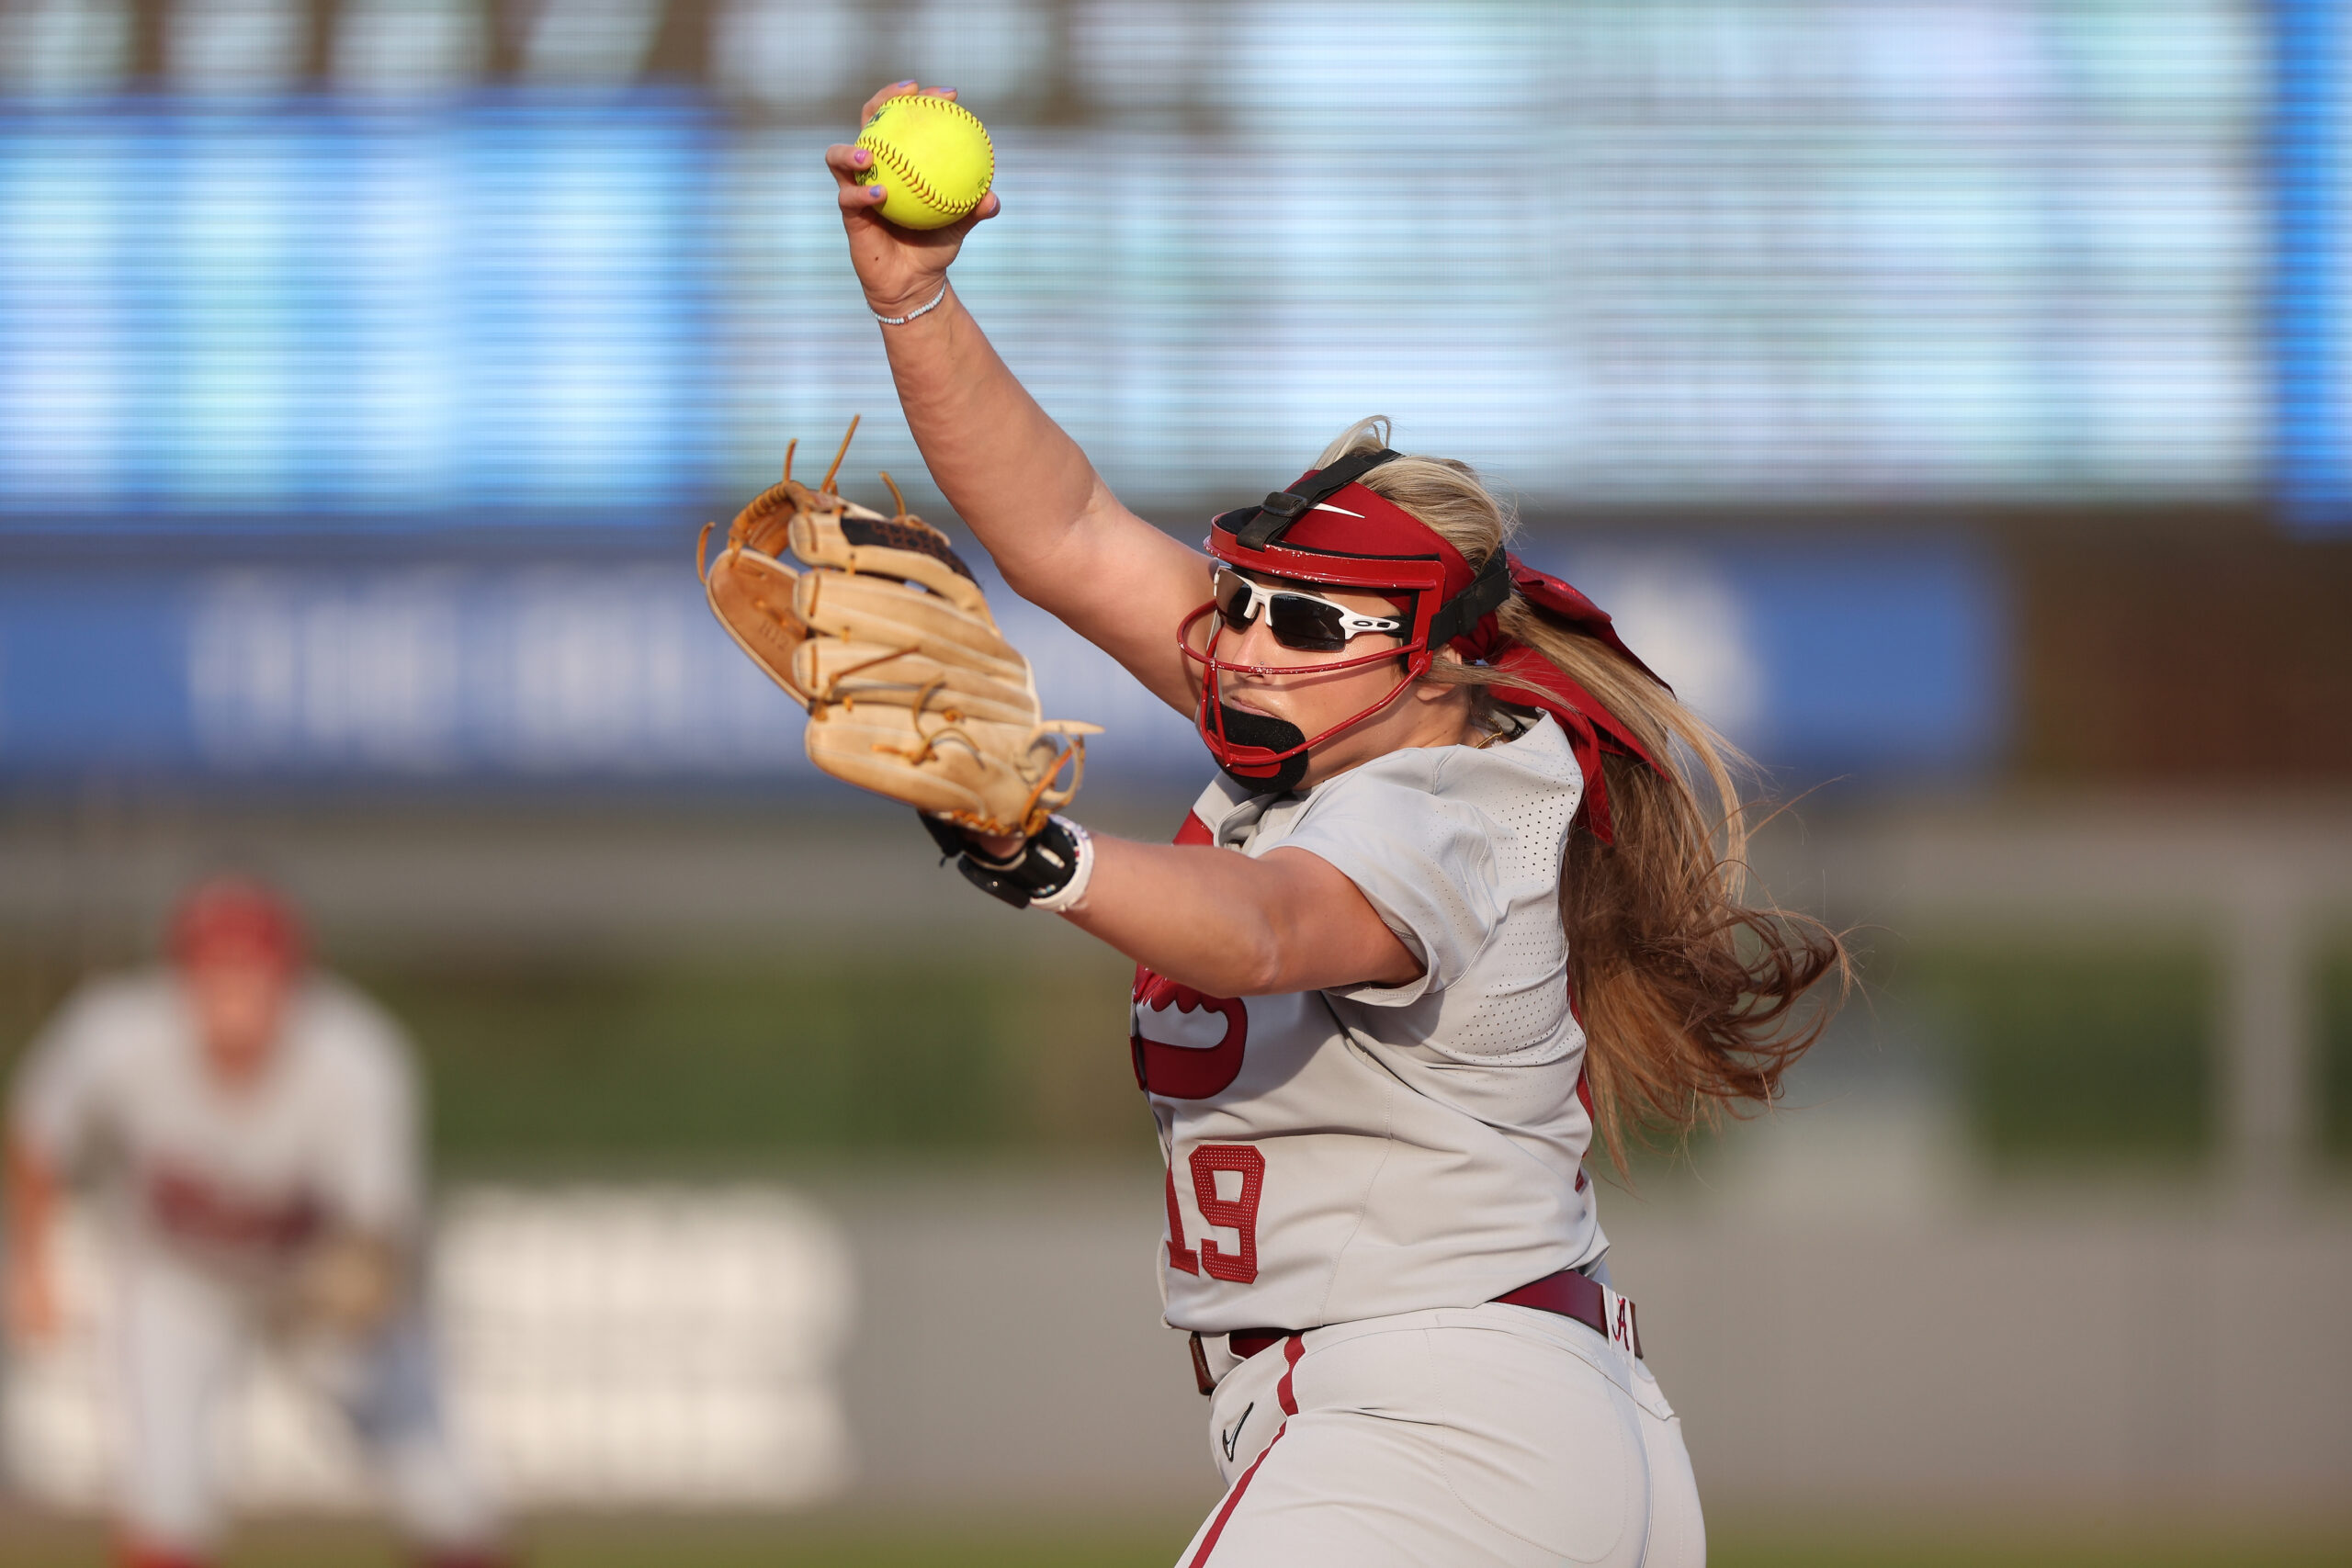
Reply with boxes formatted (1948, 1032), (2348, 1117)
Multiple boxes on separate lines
(1446, 557), (1669, 846)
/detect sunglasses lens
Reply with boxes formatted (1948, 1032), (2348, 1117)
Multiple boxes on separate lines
(1214, 570), (1257, 629)
(1215, 568), (1394, 653)
(1266, 594), (1351, 652)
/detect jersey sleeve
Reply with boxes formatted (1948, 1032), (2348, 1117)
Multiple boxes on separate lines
(1272, 759), (1507, 1007)
(7, 983), (124, 1172)
(315, 988), (424, 1237)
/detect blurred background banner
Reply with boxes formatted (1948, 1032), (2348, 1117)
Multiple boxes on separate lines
(6, 1189), (854, 1509)
(0, 3), (2348, 1565)
(0, 539), (2001, 782)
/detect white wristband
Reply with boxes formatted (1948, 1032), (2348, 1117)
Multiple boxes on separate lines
(1026, 818), (1096, 914)
(872, 281), (950, 327)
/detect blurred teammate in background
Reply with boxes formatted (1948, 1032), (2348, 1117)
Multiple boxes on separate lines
(4, 876), (509, 1568)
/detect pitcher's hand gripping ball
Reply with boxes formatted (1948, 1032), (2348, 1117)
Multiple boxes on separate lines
(700, 419), (1099, 838)
(854, 94), (994, 230)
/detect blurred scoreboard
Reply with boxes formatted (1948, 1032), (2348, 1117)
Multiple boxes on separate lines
(0, 0), (2268, 525)
(0, 0), (2289, 784)
(0, 100), (719, 528)
(2278, 0), (2352, 530)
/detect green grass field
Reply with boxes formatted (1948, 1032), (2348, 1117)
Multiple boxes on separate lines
(8, 933), (2348, 1171)
(4, 1511), (2349, 1568)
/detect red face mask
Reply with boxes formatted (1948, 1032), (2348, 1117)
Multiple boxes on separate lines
(1187, 448), (1668, 840)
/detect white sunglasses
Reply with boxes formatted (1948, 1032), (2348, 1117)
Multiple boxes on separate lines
(1212, 568), (1407, 652)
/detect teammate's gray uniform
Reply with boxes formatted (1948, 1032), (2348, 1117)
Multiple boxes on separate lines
(8, 969), (499, 1557)
(1135, 716), (1703, 1566)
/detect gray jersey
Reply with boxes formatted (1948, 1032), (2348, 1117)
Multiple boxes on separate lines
(1136, 714), (1605, 1335)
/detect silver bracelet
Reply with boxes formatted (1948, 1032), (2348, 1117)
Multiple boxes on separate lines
(872, 281), (950, 327)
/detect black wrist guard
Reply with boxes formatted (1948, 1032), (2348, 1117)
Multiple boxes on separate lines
(916, 811), (1093, 911)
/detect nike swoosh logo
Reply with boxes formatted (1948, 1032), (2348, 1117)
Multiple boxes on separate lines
(1221, 1401), (1254, 1463)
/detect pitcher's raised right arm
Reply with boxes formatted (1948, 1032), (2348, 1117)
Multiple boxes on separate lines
(828, 84), (1208, 716)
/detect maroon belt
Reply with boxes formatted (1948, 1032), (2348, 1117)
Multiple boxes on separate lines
(1197, 1269), (1639, 1396)
(1493, 1268), (1641, 1359)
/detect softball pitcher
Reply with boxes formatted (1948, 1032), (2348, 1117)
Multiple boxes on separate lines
(793, 83), (1844, 1567)
(4, 877), (508, 1568)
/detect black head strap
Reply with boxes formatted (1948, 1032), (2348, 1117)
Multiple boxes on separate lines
(1232, 447), (1401, 550)
(1425, 550), (1513, 649)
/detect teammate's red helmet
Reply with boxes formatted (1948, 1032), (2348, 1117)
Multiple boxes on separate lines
(168, 876), (306, 974)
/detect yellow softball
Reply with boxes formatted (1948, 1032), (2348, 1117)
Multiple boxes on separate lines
(855, 95), (994, 231)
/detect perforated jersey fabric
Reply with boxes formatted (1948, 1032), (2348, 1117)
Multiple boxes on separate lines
(1282, 719), (1585, 1065)
(1140, 716), (1606, 1336)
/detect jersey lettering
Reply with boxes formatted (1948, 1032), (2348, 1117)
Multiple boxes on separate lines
(1132, 972), (1249, 1099)
(1163, 1164), (1200, 1275)
(1188, 1144), (1265, 1284)
(144, 1161), (323, 1254)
